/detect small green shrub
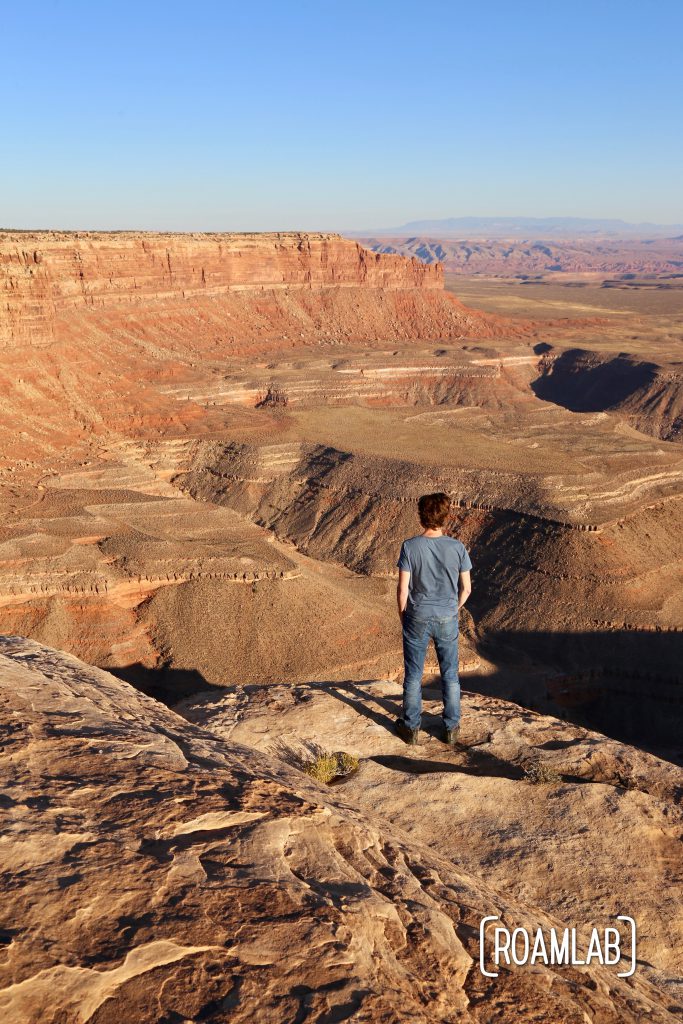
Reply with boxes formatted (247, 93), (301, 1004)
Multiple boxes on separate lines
(337, 751), (360, 774)
(523, 761), (562, 785)
(303, 750), (360, 784)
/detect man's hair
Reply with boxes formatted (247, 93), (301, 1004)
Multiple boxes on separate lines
(418, 492), (452, 529)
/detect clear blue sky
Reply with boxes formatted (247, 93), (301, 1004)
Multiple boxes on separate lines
(3, 0), (682, 231)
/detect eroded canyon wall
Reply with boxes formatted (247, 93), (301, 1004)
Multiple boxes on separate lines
(532, 348), (683, 442)
(0, 231), (443, 347)
(0, 231), (535, 463)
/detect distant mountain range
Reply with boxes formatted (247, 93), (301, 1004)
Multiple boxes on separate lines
(351, 217), (683, 240)
(357, 235), (683, 278)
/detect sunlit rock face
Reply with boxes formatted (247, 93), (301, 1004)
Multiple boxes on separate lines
(0, 636), (679, 1024)
(0, 231), (445, 348)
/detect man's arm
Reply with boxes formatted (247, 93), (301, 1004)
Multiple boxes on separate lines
(457, 569), (471, 611)
(397, 569), (410, 622)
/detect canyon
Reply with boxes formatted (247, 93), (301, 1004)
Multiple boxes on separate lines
(0, 231), (681, 1021)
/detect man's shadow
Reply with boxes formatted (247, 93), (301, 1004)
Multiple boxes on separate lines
(313, 677), (461, 738)
(315, 679), (526, 782)
(311, 678), (401, 731)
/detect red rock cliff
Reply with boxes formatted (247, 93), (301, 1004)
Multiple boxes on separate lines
(0, 231), (442, 347)
(0, 231), (538, 465)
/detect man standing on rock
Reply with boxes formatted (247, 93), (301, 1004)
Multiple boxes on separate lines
(395, 493), (472, 746)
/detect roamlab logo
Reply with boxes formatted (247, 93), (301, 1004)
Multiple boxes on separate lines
(478, 916), (637, 978)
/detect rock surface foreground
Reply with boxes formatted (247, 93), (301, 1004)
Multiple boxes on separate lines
(0, 637), (680, 1023)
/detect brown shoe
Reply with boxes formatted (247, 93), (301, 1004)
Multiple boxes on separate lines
(444, 724), (461, 746)
(395, 718), (419, 745)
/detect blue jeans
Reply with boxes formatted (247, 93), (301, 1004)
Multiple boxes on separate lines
(401, 611), (460, 731)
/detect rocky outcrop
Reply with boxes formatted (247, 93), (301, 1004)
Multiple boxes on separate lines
(0, 636), (678, 1023)
(179, 675), (683, 1003)
(0, 231), (442, 348)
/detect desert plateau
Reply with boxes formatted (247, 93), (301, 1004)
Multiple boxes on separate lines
(1, 230), (682, 1022)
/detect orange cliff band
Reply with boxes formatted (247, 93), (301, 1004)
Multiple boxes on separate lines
(0, 231), (443, 348)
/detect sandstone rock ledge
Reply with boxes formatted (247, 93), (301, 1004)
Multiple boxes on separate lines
(0, 636), (677, 1023)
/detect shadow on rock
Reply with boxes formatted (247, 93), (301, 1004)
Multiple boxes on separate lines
(474, 628), (683, 767)
(108, 663), (224, 703)
(370, 750), (527, 781)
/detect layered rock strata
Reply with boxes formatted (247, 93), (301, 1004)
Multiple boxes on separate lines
(1, 232), (443, 348)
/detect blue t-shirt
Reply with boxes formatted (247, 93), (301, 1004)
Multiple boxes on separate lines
(397, 535), (472, 616)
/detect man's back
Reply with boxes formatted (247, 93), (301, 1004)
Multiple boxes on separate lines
(395, 493), (473, 744)
(397, 534), (472, 617)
